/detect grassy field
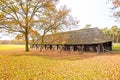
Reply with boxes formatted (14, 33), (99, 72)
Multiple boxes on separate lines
(0, 44), (120, 80)
(0, 44), (25, 51)
(112, 43), (120, 51)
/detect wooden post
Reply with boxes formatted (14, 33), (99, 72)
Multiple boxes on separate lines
(80, 45), (84, 53)
(70, 45), (74, 52)
(35, 44), (37, 50)
(50, 45), (52, 50)
(77, 45), (81, 52)
(45, 45), (46, 50)
(73, 45), (75, 51)
(56, 45), (58, 50)
(101, 44), (104, 53)
(96, 44), (100, 54)
(58, 45), (62, 53)
(64, 45), (66, 51)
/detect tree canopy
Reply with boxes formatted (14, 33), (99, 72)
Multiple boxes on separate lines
(111, 0), (120, 21)
(0, 0), (79, 51)
(101, 26), (120, 43)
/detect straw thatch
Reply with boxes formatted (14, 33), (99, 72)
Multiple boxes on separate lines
(35, 28), (112, 45)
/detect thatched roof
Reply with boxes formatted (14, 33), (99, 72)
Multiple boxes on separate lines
(35, 28), (112, 45)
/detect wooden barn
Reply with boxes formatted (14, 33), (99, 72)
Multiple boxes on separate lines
(31, 28), (112, 53)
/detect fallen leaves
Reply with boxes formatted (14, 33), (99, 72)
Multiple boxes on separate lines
(0, 54), (120, 80)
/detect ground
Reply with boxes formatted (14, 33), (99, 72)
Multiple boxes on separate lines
(0, 44), (120, 80)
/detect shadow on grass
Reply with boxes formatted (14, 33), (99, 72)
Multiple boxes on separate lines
(0, 49), (118, 61)
(10, 49), (114, 61)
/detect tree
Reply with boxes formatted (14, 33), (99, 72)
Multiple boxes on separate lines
(0, 0), (79, 52)
(116, 28), (120, 42)
(84, 24), (91, 29)
(15, 29), (40, 44)
(101, 26), (120, 43)
(108, 0), (120, 43)
(111, 25), (118, 42)
(0, 0), (59, 52)
(110, 0), (120, 21)
(35, 5), (79, 51)
(101, 27), (111, 35)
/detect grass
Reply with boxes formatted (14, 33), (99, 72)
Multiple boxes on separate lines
(112, 43), (120, 51)
(0, 44), (120, 80)
(0, 44), (25, 51)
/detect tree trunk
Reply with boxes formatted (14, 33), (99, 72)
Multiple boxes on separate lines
(25, 28), (29, 52)
(116, 34), (119, 43)
(40, 35), (44, 51)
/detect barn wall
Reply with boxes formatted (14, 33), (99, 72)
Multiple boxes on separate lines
(31, 41), (112, 53)
(103, 41), (112, 51)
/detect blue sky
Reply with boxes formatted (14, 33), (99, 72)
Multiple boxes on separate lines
(58, 0), (120, 29)
(0, 0), (120, 40)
